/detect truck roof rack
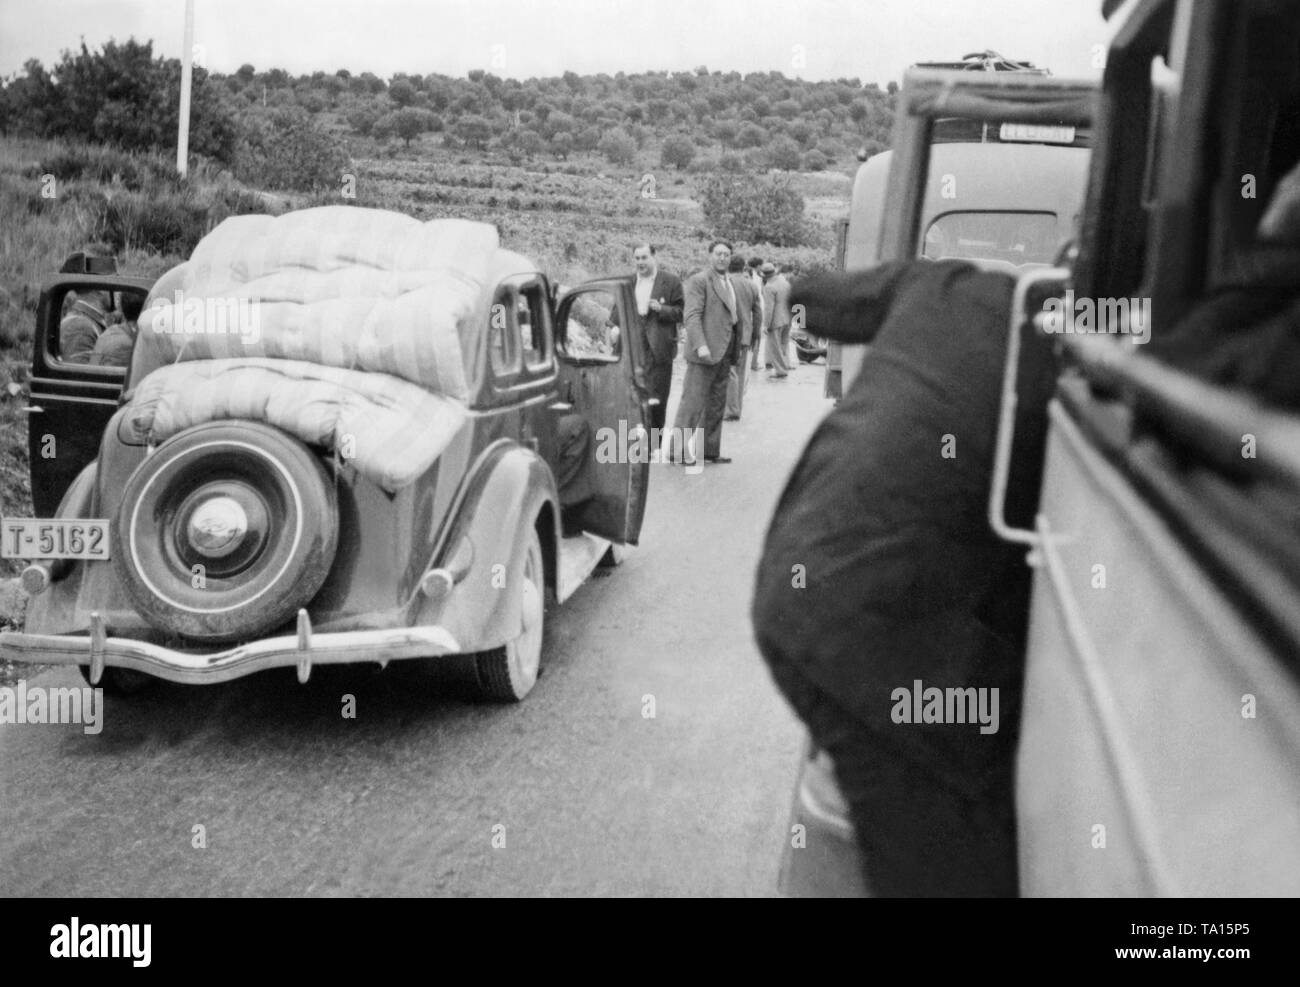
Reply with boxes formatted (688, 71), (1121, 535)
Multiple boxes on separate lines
(912, 50), (1050, 75)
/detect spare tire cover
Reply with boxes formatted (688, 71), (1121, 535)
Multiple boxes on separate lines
(113, 420), (339, 642)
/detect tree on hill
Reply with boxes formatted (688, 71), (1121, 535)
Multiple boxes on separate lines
(235, 106), (348, 192)
(550, 131), (573, 160)
(769, 135), (801, 171)
(5, 38), (237, 163)
(388, 79), (417, 106)
(376, 107), (437, 146)
(700, 173), (810, 246)
(453, 114), (494, 149)
(735, 122), (768, 148)
(599, 128), (636, 165)
(660, 134), (696, 170)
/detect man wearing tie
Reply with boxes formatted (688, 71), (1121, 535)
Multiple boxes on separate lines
(627, 244), (684, 446)
(668, 239), (744, 465)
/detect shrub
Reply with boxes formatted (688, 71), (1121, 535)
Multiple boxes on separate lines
(452, 114), (494, 149)
(346, 103), (382, 136)
(660, 134), (696, 170)
(718, 152), (745, 173)
(699, 173), (810, 246)
(769, 136), (802, 171)
(37, 145), (174, 192)
(599, 128), (636, 166)
(735, 122), (768, 148)
(802, 149), (829, 171)
(234, 107), (350, 192)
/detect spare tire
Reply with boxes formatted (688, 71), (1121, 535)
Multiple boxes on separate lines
(113, 421), (338, 643)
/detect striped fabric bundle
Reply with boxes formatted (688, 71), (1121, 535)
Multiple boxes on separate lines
(124, 358), (467, 493)
(124, 207), (499, 489)
(135, 206), (499, 402)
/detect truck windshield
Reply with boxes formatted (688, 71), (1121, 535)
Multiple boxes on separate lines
(923, 211), (1059, 267)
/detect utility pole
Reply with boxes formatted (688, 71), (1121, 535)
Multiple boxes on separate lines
(177, 0), (194, 178)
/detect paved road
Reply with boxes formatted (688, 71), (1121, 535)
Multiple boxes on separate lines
(0, 359), (830, 897)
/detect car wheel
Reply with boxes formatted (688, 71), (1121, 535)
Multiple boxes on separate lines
(113, 421), (339, 643)
(473, 527), (545, 702)
(78, 664), (156, 697)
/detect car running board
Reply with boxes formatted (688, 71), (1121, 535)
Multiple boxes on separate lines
(556, 531), (613, 604)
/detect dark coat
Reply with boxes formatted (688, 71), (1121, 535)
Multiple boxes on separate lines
(630, 269), (684, 365)
(730, 272), (764, 348)
(751, 259), (1058, 794)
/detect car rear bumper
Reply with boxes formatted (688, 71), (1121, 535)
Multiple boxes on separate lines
(0, 610), (460, 686)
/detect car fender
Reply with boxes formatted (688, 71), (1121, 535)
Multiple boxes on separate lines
(415, 440), (559, 652)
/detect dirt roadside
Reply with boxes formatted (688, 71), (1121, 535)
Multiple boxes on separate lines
(0, 576), (33, 686)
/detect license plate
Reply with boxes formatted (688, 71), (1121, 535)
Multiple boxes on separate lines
(0, 519), (111, 560)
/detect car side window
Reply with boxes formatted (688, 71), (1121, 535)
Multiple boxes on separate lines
(489, 287), (521, 377)
(520, 282), (552, 372)
(49, 285), (144, 373)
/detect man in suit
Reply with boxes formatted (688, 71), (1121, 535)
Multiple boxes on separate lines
(762, 262), (794, 379)
(747, 257), (767, 370)
(624, 243), (684, 448)
(725, 254), (764, 420)
(668, 239), (744, 465)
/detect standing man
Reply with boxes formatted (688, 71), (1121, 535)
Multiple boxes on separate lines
(627, 243), (683, 448)
(762, 262), (794, 380)
(747, 257), (766, 370)
(668, 239), (743, 465)
(725, 254), (764, 420)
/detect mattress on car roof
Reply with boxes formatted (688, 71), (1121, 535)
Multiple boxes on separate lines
(123, 358), (467, 493)
(131, 206), (499, 403)
(122, 206), (495, 490)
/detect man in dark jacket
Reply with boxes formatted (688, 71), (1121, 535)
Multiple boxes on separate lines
(752, 258), (1058, 896)
(625, 244), (684, 445)
(669, 239), (746, 465)
(725, 254), (764, 420)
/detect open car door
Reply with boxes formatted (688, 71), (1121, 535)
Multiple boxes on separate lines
(553, 279), (651, 545)
(26, 274), (153, 516)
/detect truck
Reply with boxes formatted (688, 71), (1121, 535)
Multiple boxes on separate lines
(787, 0), (1300, 897)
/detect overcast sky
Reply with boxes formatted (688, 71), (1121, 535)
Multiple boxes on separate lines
(0, 0), (1112, 86)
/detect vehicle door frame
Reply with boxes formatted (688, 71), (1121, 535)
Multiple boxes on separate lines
(552, 278), (652, 545)
(27, 274), (154, 517)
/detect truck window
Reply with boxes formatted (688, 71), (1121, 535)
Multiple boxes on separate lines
(923, 211), (1058, 267)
